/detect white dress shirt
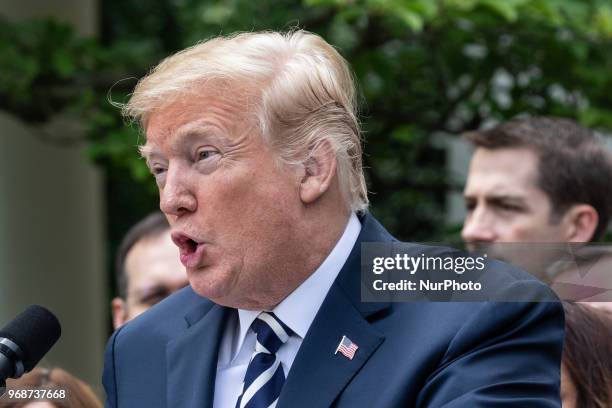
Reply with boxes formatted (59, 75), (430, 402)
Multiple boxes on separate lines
(213, 213), (361, 408)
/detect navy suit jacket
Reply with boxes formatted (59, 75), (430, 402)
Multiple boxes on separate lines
(103, 214), (564, 407)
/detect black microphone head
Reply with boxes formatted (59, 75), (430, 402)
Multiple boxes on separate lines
(0, 305), (61, 372)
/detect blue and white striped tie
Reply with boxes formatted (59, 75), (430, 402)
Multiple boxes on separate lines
(235, 312), (293, 408)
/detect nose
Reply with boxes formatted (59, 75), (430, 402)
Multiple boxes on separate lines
(461, 206), (496, 244)
(159, 166), (197, 217)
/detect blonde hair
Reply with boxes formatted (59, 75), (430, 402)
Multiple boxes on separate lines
(123, 30), (368, 212)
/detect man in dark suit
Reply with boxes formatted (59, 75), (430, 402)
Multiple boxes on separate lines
(103, 30), (564, 407)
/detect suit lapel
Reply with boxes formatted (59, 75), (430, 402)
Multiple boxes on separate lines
(164, 214), (392, 408)
(278, 213), (391, 408)
(278, 284), (385, 408)
(166, 302), (230, 408)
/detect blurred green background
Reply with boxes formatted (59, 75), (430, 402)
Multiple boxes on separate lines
(4, 0), (612, 246)
(1, 0), (612, 389)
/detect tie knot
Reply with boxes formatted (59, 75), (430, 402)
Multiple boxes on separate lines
(251, 312), (292, 354)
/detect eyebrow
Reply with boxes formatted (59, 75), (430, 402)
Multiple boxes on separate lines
(464, 193), (529, 205)
(138, 145), (165, 170)
(138, 144), (155, 159)
(487, 194), (526, 203)
(139, 121), (225, 161)
(132, 285), (170, 302)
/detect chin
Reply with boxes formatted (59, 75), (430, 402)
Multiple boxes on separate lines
(188, 269), (233, 301)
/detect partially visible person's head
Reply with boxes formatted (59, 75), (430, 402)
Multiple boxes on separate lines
(0, 367), (102, 408)
(561, 302), (612, 408)
(462, 116), (612, 252)
(124, 31), (367, 310)
(112, 212), (187, 328)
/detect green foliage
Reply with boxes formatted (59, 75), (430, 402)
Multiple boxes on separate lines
(0, 18), (95, 121)
(2, 0), (612, 241)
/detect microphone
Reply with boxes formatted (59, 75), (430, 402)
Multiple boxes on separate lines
(0, 305), (61, 392)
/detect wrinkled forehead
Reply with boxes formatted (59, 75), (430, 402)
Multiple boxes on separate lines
(142, 82), (260, 147)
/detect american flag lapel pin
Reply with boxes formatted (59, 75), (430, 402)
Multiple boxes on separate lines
(335, 335), (359, 360)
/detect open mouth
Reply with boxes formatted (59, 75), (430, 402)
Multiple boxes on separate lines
(171, 232), (206, 268)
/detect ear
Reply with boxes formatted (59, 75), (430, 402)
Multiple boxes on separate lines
(299, 140), (337, 204)
(111, 297), (128, 330)
(561, 204), (599, 242)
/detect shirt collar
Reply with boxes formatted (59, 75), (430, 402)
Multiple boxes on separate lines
(235, 213), (361, 355)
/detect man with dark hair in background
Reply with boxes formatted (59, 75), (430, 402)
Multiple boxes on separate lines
(462, 116), (612, 247)
(461, 116), (612, 299)
(111, 212), (188, 329)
